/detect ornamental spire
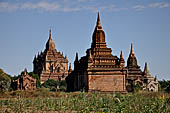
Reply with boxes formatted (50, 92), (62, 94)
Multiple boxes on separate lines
(120, 50), (123, 59)
(130, 43), (135, 57)
(75, 52), (78, 62)
(46, 28), (56, 50)
(68, 63), (72, 73)
(120, 50), (125, 67)
(49, 28), (52, 40)
(96, 12), (102, 29)
(127, 43), (138, 68)
(144, 62), (150, 76)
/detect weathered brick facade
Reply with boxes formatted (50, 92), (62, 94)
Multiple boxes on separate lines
(88, 75), (126, 92)
(33, 29), (68, 83)
(66, 12), (158, 92)
(13, 69), (36, 90)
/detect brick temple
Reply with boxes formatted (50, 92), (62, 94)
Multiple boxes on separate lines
(13, 69), (36, 90)
(66, 12), (158, 92)
(33, 29), (68, 83)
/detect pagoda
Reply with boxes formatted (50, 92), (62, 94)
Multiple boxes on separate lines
(66, 12), (158, 92)
(33, 29), (68, 83)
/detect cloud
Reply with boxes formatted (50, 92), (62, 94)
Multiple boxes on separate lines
(0, 1), (61, 12)
(132, 5), (146, 11)
(132, 2), (170, 11)
(0, 1), (170, 13)
(77, 0), (96, 2)
(149, 2), (170, 8)
(0, 2), (19, 12)
(62, 7), (81, 12)
(0, 1), (123, 13)
(21, 2), (60, 12)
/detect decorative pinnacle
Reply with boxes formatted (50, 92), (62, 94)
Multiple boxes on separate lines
(69, 63), (72, 72)
(69, 63), (72, 69)
(75, 52), (78, 61)
(144, 62), (148, 74)
(120, 50), (123, 59)
(130, 43), (135, 56)
(49, 28), (52, 40)
(24, 68), (27, 75)
(89, 50), (92, 58)
(96, 12), (102, 28)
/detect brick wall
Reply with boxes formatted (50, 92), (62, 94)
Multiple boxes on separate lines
(88, 75), (126, 92)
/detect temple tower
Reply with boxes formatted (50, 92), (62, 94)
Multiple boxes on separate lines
(66, 12), (158, 93)
(127, 43), (139, 68)
(33, 29), (68, 83)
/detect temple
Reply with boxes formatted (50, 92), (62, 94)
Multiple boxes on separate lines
(33, 29), (68, 83)
(66, 12), (158, 92)
(13, 69), (36, 90)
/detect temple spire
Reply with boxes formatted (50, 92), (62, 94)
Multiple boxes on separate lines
(97, 12), (101, 26)
(46, 28), (56, 50)
(96, 12), (102, 29)
(91, 12), (106, 49)
(33, 55), (37, 62)
(144, 62), (150, 75)
(130, 43), (135, 57)
(49, 28), (52, 40)
(74, 52), (79, 70)
(68, 63), (72, 73)
(24, 68), (27, 75)
(119, 50), (125, 67)
(120, 50), (123, 59)
(75, 52), (78, 61)
(127, 43), (138, 68)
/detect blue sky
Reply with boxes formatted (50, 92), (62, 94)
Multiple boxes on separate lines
(0, 0), (170, 80)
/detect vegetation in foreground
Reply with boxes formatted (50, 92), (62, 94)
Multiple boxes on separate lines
(0, 89), (170, 113)
(1, 68), (170, 112)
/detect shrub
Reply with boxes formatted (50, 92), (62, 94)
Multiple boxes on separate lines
(50, 87), (57, 92)
(0, 69), (11, 91)
(42, 79), (58, 89)
(159, 80), (170, 93)
(28, 72), (40, 88)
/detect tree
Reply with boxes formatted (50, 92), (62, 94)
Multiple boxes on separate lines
(0, 69), (11, 91)
(42, 79), (58, 89)
(159, 80), (170, 93)
(58, 80), (67, 91)
(28, 72), (41, 88)
(42, 79), (67, 92)
(133, 82), (143, 93)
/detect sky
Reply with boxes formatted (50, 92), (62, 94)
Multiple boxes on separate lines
(0, 0), (170, 80)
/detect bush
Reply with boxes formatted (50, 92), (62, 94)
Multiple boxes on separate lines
(0, 69), (11, 91)
(159, 80), (170, 93)
(41, 79), (67, 92)
(42, 79), (58, 89)
(133, 82), (143, 93)
(50, 87), (57, 92)
(28, 72), (40, 88)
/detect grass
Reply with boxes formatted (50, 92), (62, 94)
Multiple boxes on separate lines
(0, 89), (170, 113)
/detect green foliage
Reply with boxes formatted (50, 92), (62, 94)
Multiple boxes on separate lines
(42, 79), (58, 89)
(0, 69), (11, 81)
(28, 72), (39, 80)
(11, 75), (18, 81)
(42, 79), (67, 92)
(133, 82), (143, 93)
(28, 72), (40, 88)
(59, 80), (67, 91)
(0, 91), (170, 112)
(159, 80), (170, 93)
(0, 69), (11, 91)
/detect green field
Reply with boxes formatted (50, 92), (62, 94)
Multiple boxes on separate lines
(0, 89), (170, 113)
